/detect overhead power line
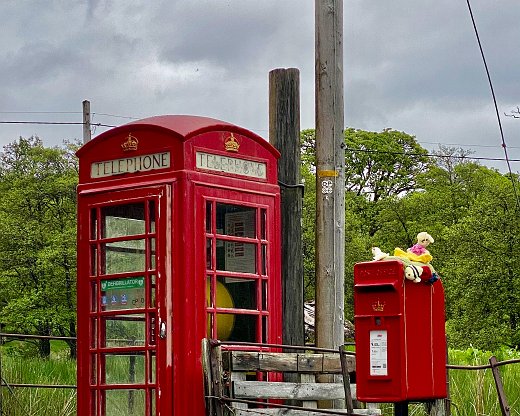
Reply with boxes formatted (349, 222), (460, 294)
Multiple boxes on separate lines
(0, 111), (82, 115)
(344, 147), (520, 163)
(92, 112), (140, 120)
(465, 0), (520, 212)
(419, 140), (520, 150)
(0, 121), (116, 128)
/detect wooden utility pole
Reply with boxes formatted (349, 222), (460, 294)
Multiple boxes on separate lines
(268, 68), (304, 348)
(314, 0), (345, 353)
(82, 100), (91, 143)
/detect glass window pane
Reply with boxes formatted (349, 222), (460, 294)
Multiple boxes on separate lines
(216, 241), (257, 273)
(91, 246), (98, 276)
(262, 280), (268, 311)
(215, 313), (236, 341)
(91, 208), (98, 240)
(101, 277), (145, 311)
(262, 316), (268, 344)
(261, 244), (267, 275)
(103, 315), (145, 347)
(148, 352), (156, 383)
(91, 282), (98, 312)
(148, 238), (156, 270)
(206, 201), (212, 233)
(149, 276), (156, 308)
(104, 389), (145, 416)
(206, 313), (215, 339)
(90, 318), (97, 348)
(216, 203), (256, 238)
(219, 278), (257, 310)
(206, 277), (214, 308)
(90, 354), (97, 384)
(206, 238), (213, 269)
(150, 389), (156, 416)
(104, 353), (145, 385)
(224, 314), (258, 343)
(261, 208), (267, 240)
(102, 203), (145, 238)
(103, 240), (146, 274)
(148, 200), (155, 233)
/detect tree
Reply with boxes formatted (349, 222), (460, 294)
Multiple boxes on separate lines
(374, 152), (520, 350)
(441, 167), (520, 349)
(301, 128), (427, 319)
(0, 137), (78, 357)
(343, 128), (430, 202)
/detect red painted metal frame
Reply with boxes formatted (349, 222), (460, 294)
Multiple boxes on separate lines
(77, 115), (282, 416)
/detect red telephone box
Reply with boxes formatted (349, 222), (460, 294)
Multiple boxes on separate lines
(354, 260), (447, 402)
(76, 115), (282, 415)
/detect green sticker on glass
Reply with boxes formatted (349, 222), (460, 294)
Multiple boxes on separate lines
(101, 277), (145, 291)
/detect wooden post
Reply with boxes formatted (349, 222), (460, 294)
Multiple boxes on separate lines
(268, 68), (304, 349)
(489, 356), (511, 416)
(339, 345), (354, 413)
(395, 402), (409, 416)
(82, 100), (91, 144)
(314, 0), (345, 351)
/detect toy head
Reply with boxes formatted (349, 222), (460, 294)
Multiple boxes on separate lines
(417, 232), (434, 248)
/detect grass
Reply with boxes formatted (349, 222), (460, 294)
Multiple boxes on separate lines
(375, 347), (520, 416)
(1, 341), (76, 416)
(1, 344), (520, 415)
(447, 347), (520, 416)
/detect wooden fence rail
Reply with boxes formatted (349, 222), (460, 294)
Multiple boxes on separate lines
(202, 338), (380, 416)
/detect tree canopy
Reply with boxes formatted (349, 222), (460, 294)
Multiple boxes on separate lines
(0, 136), (78, 357)
(301, 127), (520, 350)
(0, 129), (518, 354)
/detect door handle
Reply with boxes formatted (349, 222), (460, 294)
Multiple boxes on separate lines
(159, 320), (167, 339)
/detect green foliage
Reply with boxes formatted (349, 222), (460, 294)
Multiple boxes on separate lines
(301, 127), (520, 350)
(0, 137), (79, 357)
(1, 354), (76, 415)
(301, 128), (431, 319)
(343, 128), (430, 202)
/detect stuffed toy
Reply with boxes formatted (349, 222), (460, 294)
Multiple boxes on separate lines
(371, 247), (389, 261)
(370, 232), (440, 284)
(407, 232), (434, 257)
(404, 264), (423, 283)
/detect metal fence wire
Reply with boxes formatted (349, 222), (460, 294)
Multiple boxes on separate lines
(1, 334), (519, 416)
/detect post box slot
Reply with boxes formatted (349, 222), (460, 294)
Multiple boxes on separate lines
(355, 283), (398, 292)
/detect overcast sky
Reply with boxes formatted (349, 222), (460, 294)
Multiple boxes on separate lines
(1, 1), (519, 172)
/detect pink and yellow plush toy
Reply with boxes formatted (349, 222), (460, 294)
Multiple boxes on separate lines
(407, 232), (434, 257)
(371, 232), (439, 284)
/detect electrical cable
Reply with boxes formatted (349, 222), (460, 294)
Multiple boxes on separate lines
(465, 0), (520, 212)
(419, 140), (520, 150)
(92, 112), (140, 120)
(0, 121), (116, 128)
(344, 147), (520, 163)
(0, 111), (81, 114)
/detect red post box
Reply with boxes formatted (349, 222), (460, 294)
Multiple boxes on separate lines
(354, 260), (447, 402)
(76, 115), (282, 416)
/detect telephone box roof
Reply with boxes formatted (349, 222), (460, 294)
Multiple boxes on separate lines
(77, 114), (280, 158)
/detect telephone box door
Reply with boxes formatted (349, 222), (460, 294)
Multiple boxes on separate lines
(77, 186), (171, 415)
(198, 187), (282, 345)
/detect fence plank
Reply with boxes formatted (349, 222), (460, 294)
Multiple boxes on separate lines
(233, 409), (378, 416)
(233, 381), (355, 400)
(227, 351), (355, 373)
